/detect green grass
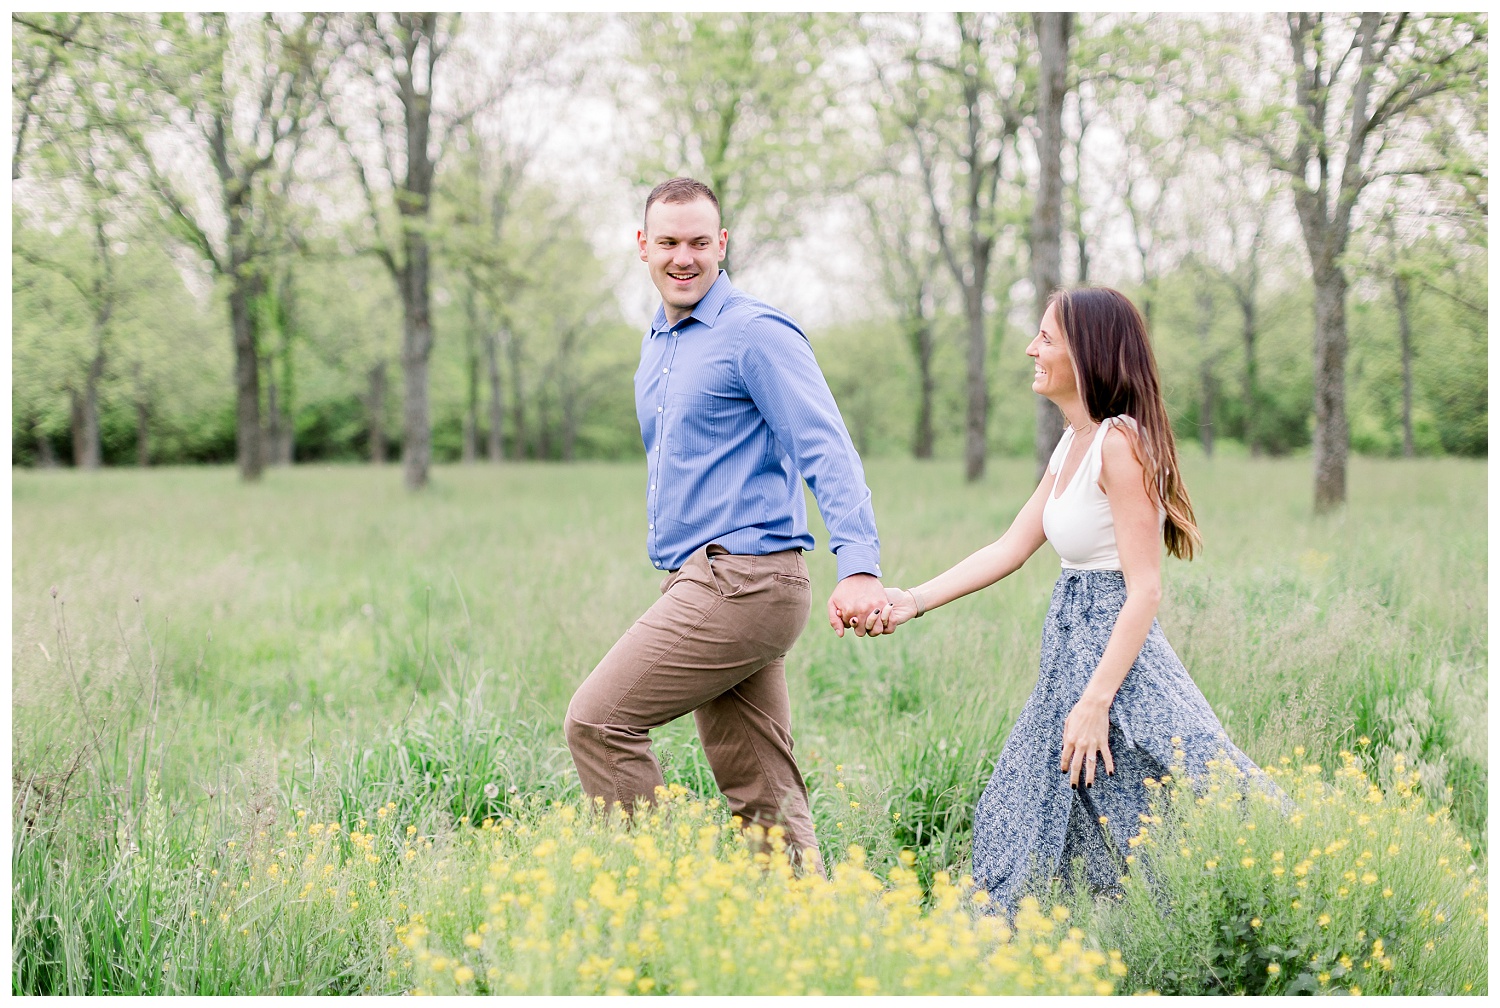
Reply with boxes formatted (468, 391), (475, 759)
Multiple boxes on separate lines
(11, 455), (1487, 993)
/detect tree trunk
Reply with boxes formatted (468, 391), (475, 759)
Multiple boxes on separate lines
(507, 328), (526, 458)
(36, 422), (57, 468)
(908, 314), (935, 459)
(136, 397), (150, 467)
(74, 341), (106, 471)
(962, 279), (988, 482)
(228, 265), (263, 481)
(265, 371), (282, 466)
(1196, 286), (1215, 458)
(1240, 293), (1259, 457)
(561, 383), (578, 462)
(1031, 13), (1071, 479)
(368, 360), (388, 464)
(394, 13), (441, 491)
(461, 288), (480, 464)
(276, 283), (296, 465)
(1394, 273), (1414, 458)
(537, 382), (553, 461)
(1311, 263), (1349, 511)
(68, 388), (85, 468)
(400, 234), (434, 490)
(74, 211), (112, 471)
(1071, 111), (1090, 285)
(486, 327), (505, 461)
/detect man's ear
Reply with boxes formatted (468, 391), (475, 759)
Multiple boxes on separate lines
(637, 229), (648, 262)
(718, 229), (728, 262)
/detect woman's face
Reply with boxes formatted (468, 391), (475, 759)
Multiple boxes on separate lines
(1026, 301), (1077, 402)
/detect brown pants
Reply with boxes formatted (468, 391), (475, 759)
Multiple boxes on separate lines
(565, 544), (818, 865)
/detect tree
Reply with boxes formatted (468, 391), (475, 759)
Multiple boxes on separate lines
(1231, 13), (1486, 509)
(1354, 193), (1480, 459)
(1175, 143), (1282, 457)
(1029, 12), (1071, 474)
(104, 13), (333, 481)
(333, 13), (574, 486)
(1088, 17), (1200, 335)
(332, 13), (455, 490)
(1193, 281), (1217, 457)
(624, 13), (853, 275)
(10, 13), (90, 180)
(875, 13), (1033, 482)
(857, 178), (943, 459)
(447, 188), (634, 462)
(12, 16), (119, 469)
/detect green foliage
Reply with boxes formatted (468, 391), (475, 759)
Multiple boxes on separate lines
(11, 216), (231, 464)
(334, 678), (578, 829)
(10, 14), (1487, 470)
(624, 13), (856, 272)
(1085, 754), (1485, 995)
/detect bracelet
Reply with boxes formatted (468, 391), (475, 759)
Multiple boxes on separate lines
(906, 587), (926, 618)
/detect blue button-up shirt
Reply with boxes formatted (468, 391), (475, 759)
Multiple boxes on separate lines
(636, 271), (881, 581)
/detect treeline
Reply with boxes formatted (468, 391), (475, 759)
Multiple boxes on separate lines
(11, 13), (1488, 504)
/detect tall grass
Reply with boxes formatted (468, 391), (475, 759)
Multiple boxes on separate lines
(12, 457), (1486, 992)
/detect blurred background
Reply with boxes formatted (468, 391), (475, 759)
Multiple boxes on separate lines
(11, 13), (1487, 493)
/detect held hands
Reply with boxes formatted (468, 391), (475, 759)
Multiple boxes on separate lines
(826, 573), (891, 638)
(1060, 693), (1115, 788)
(828, 581), (921, 638)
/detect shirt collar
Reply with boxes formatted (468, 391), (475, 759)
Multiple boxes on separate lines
(650, 270), (733, 336)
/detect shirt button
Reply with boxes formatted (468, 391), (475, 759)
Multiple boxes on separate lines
(648, 523), (654, 530)
(662, 368), (668, 373)
(657, 406), (662, 412)
(655, 445), (660, 452)
(650, 485), (655, 491)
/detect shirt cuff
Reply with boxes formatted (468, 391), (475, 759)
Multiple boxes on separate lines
(834, 544), (882, 582)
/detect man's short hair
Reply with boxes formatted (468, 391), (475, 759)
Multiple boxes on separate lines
(643, 177), (721, 231)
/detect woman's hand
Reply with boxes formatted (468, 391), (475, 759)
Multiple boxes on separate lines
(862, 587), (920, 636)
(1060, 694), (1115, 788)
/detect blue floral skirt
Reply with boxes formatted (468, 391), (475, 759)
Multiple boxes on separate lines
(970, 569), (1274, 910)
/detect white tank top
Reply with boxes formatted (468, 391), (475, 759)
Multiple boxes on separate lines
(1042, 416), (1163, 571)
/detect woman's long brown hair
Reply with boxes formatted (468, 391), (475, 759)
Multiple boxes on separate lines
(1050, 286), (1202, 560)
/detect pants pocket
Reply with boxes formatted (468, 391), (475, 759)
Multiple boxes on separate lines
(708, 553), (758, 598)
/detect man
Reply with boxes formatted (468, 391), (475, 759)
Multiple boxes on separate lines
(564, 177), (889, 872)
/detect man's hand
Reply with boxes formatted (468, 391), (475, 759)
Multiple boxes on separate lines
(827, 573), (889, 638)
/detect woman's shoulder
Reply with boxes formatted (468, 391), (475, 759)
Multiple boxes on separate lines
(1098, 417), (1144, 470)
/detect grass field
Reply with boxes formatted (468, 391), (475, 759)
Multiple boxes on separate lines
(11, 456), (1488, 994)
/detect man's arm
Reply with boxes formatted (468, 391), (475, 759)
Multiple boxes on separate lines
(737, 313), (889, 636)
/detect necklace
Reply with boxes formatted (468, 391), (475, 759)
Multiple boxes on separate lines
(1067, 419), (1097, 434)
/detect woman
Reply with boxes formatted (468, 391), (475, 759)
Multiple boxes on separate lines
(867, 286), (1272, 909)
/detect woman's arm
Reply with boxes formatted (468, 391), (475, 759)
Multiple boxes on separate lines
(865, 470), (1057, 634)
(1059, 424), (1164, 787)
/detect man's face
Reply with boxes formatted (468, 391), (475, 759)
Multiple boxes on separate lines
(638, 198), (727, 321)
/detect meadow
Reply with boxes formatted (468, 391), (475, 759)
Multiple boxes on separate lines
(10, 455), (1487, 994)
